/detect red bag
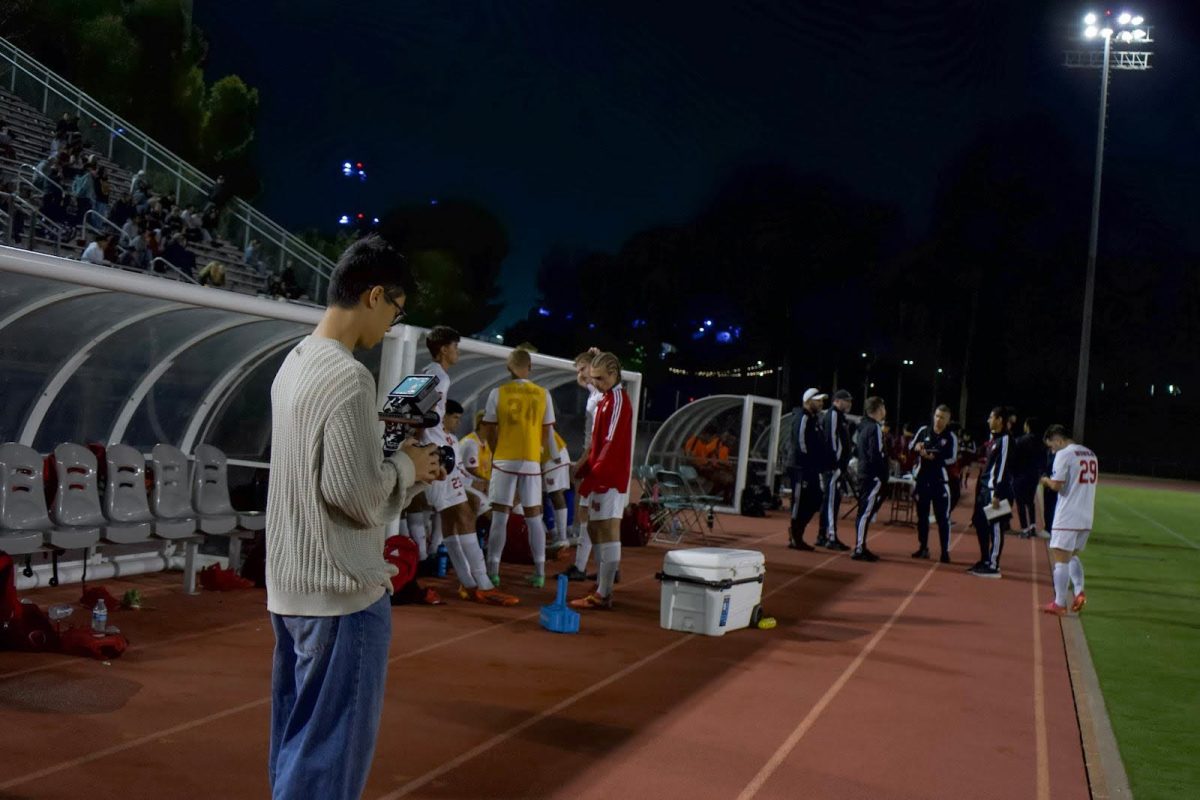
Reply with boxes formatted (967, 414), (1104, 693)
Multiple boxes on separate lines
(199, 564), (253, 591)
(384, 535), (419, 591)
(620, 503), (653, 547)
(499, 515), (532, 564)
(59, 627), (127, 660)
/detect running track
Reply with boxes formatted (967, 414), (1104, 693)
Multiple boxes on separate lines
(0, 509), (1089, 799)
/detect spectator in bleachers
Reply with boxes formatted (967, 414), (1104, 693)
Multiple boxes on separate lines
(269, 264), (304, 300)
(244, 238), (265, 274)
(205, 174), (232, 211)
(54, 112), (79, 140)
(198, 260), (227, 287)
(109, 193), (134, 227)
(0, 123), (16, 160)
(201, 204), (221, 243)
(94, 166), (111, 220)
(80, 233), (112, 266)
(144, 226), (163, 262)
(161, 233), (195, 277)
(71, 165), (98, 220)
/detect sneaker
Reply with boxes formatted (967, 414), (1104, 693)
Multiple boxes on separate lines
(568, 592), (613, 610)
(851, 548), (879, 562)
(422, 588), (445, 605)
(968, 565), (1002, 579)
(559, 565), (588, 582)
(815, 534), (830, 548)
(547, 539), (569, 553)
(825, 538), (851, 552)
(788, 539), (816, 551)
(939, 553), (952, 564)
(526, 574), (546, 589)
(471, 587), (520, 607)
(1071, 591), (1087, 613)
(911, 547), (930, 559)
(1042, 601), (1067, 616)
(457, 584), (472, 601)
(965, 560), (985, 573)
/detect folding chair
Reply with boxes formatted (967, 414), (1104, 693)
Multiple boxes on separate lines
(677, 464), (727, 537)
(653, 469), (711, 544)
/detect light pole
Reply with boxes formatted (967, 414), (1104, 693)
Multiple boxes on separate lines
(897, 359), (914, 426)
(1066, 10), (1153, 441)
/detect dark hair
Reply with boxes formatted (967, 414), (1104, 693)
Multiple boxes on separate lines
(864, 396), (886, 416)
(990, 405), (1013, 421)
(326, 235), (411, 308)
(426, 325), (461, 359)
(934, 404), (952, 416)
(1024, 416), (1040, 434)
(1043, 423), (1070, 442)
(445, 399), (464, 415)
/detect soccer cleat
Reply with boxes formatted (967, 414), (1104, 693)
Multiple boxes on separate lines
(851, 548), (879, 562)
(568, 592), (613, 610)
(824, 538), (851, 552)
(489, 574), (501, 588)
(968, 565), (1002, 579)
(526, 574), (546, 589)
(911, 547), (930, 559)
(471, 587), (520, 607)
(1042, 601), (1068, 616)
(788, 538), (816, 551)
(457, 584), (473, 601)
(422, 588), (445, 605)
(559, 565), (588, 582)
(547, 539), (569, 553)
(1071, 592), (1087, 613)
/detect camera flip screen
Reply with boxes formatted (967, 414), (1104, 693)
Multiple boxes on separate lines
(390, 375), (436, 397)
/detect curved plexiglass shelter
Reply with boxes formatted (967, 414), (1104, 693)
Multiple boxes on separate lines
(643, 394), (781, 513)
(0, 245), (641, 585)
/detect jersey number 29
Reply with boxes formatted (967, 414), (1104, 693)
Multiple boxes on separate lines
(1078, 459), (1098, 484)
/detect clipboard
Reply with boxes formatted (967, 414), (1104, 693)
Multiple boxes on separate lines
(983, 499), (1012, 521)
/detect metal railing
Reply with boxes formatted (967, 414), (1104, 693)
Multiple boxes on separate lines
(0, 189), (67, 255)
(151, 256), (201, 285)
(18, 161), (63, 195)
(0, 35), (334, 299)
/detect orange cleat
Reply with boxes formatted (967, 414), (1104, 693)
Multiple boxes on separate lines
(472, 587), (520, 607)
(1042, 601), (1067, 617)
(1071, 591), (1087, 613)
(568, 592), (613, 610)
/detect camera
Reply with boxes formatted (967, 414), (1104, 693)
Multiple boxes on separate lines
(379, 374), (456, 471)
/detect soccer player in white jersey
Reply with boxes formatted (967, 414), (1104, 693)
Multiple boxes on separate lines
(481, 348), (558, 588)
(1040, 424), (1097, 615)
(560, 348), (602, 581)
(419, 326), (518, 606)
(543, 427), (572, 551)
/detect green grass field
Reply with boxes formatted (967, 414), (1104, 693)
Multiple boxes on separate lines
(1084, 482), (1200, 799)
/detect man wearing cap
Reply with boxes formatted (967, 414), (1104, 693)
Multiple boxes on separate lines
(788, 388), (828, 550)
(816, 389), (853, 551)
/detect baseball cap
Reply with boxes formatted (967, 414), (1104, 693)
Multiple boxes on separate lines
(832, 389), (853, 401)
(802, 388), (828, 404)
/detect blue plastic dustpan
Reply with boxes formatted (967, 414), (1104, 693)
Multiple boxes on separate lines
(539, 574), (580, 634)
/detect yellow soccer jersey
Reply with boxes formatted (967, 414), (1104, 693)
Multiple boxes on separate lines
(483, 380), (556, 464)
(461, 432), (492, 481)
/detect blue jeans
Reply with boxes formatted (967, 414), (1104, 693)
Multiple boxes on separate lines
(269, 593), (391, 800)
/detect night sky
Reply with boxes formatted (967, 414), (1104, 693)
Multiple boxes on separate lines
(194, 1), (1200, 330)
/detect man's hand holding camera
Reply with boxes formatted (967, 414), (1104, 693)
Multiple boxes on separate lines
(401, 439), (444, 483)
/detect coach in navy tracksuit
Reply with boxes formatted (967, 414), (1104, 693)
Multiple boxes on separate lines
(789, 388), (829, 551)
(969, 406), (1014, 578)
(909, 405), (958, 563)
(851, 396), (889, 562)
(817, 389), (853, 551)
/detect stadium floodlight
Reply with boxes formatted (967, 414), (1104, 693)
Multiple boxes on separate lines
(1065, 10), (1154, 442)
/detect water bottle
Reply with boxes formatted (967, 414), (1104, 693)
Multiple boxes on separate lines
(91, 599), (108, 636)
(436, 544), (448, 578)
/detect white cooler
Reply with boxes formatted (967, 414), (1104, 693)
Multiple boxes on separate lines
(656, 547), (766, 636)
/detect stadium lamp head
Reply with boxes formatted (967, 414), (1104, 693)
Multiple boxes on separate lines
(1117, 12), (1131, 24)
(1131, 15), (1143, 25)
(1083, 12), (1097, 25)
(1100, 26), (1114, 37)
(1085, 25), (1099, 37)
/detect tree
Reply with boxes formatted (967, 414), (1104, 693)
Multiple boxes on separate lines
(200, 75), (258, 163)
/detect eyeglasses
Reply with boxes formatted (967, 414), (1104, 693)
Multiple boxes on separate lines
(385, 293), (406, 327)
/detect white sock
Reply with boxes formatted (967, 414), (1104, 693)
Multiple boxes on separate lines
(1052, 562), (1070, 608)
(486, 510), (509, 576)
(553, 507), (569, 543)
(430, 513), (444, 552)
(459, 533), (494, 591)
(574, 528), (593, 572)
(396, 518), (409, 537)
(597, 541), (620, 597)
(408, 515), (428, 560)
(443, 535), (475, 589)
(526, 515), (547, 577)
(1068, 556), (1084, 594)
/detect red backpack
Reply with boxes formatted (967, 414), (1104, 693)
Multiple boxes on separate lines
(620, 503), (653, 547)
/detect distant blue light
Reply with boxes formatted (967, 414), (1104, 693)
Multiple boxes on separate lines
(565, 312), (574, 321)
(537, 307), (551, 317)
(343, 162), (352, 169)
(588, 323), (597, 330)
(691, 330), (705, 341)
(632, 318), (646, 329)
(704, 319), (713, 327)
(430, 199), (439, 205)
(372, 217), (379, 224)
(716, 331), (733, 344)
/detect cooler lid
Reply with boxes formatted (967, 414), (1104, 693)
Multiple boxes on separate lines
(663, 547), (764, 570)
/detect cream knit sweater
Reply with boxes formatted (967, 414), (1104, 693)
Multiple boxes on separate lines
(266, 336), (418, 616)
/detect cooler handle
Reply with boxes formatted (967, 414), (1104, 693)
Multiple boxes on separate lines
(654, 572), (765, 590)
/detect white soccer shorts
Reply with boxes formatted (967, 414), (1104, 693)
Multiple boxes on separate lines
(587, 489), (628, 521)
(1049, 529), (1090, 553)
(488, 469), (543, 509)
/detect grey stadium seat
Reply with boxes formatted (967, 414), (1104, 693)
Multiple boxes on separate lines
(0, 443), (54, 556)
(48, 444), (106, 550)
(102, 444), (156, 543)
(149, 444), (200, 538)
(192, 444), (265, 532)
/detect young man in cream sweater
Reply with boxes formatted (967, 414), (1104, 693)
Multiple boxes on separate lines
(267, 235), (441, 800)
